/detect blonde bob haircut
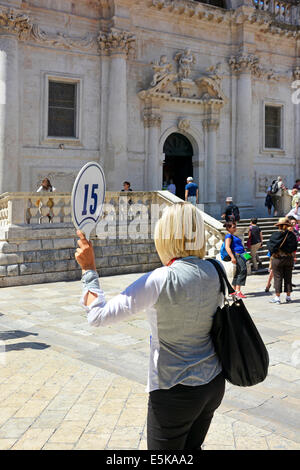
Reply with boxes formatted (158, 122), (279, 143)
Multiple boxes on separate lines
(154, 202), (206, 266)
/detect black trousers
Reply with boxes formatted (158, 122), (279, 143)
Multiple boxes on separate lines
(272, 255), (294, 293)
(147, 373), (225, 450)
(232, 254), (247, 287)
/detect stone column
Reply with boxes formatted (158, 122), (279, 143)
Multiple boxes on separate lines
(229, 54), (257, 215)
(203, 118), (219, 204)
(293, 67), (300, 181)
(0, 34), (20, 194)
(144, 109), (161, 190)
(98, 30), (135, 190)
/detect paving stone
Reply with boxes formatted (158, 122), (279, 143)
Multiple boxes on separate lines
(0, 271), (299, 450)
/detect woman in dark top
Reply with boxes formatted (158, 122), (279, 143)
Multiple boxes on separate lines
(267, 217), (298, 304)
(248, 218), (263, 271)
(224, 221), (248, 299)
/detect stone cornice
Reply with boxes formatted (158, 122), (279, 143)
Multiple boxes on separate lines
(146, 0), (300, 37)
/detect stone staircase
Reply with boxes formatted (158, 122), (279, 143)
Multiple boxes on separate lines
(239, 218), (300, 271)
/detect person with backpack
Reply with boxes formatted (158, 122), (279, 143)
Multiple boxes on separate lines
(270, 177), (286, 216)
(221, 221), (248, 299)
(247, 218), (263, 271)
(221, 197), (240, 223)
(267, 217), (298, 304)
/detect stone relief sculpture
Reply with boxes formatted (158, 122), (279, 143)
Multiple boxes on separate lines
(150, 55), (173, 87)
(174, 48), (196, 80)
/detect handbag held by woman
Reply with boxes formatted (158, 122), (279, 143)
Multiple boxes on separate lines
(207, 258), (269, 387)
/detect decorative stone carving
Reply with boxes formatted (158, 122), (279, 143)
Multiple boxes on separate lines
(143, 109), (161, 128)
(0, 7), (97, 50)
(98, 29), (136, 56)
(178, 118), (190, 131)
(0, 8), (32, 39)
(293, 66), (300, 81)
(202, 118), (219, 131)
(31, 24), (95, 51)
(139, 54), (228, 110)
(174, 48), (196, 80)
(229, 54), (262, 76)
(150, 55), (173, 87)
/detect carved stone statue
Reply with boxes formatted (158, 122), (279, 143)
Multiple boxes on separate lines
(174, 48), (196, 80)
(150, 55), (173, 87)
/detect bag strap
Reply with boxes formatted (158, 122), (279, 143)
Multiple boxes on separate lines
(206, 258), (236, 296)
(279, 231), (289, 249)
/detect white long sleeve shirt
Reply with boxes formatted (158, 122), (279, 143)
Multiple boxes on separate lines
(81, 257), (222, 392)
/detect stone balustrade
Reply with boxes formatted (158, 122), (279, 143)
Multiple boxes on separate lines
(0, 190), (232, 287)
(252, 0), (300, 25)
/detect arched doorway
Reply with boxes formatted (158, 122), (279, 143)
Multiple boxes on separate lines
(163, 133), (193, 200)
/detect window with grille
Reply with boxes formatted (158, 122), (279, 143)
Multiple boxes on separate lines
(265, 105), (282, 149)
(48, 81), (77, 138)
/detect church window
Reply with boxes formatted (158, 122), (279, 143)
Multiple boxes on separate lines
(48, 81), (77, 138)
(264, 105), (282, 149)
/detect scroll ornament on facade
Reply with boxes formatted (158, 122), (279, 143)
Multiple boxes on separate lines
(178, 118), (191, 131)
(0, 7), (95, 50)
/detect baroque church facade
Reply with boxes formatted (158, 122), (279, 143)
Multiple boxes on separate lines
(0, 0), (300, 217)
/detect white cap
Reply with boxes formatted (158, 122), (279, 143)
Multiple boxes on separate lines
(187, 177), (193, 181)
(226, 196), (232, 202)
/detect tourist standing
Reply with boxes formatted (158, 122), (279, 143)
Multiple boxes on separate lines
(223, 221), (248, 298)
(121, 181), (132, 192)
(221, 197), (240, 223)
(167, 179), (176, 195)
(247, 218), (263, 271)
(37, 177), (55, 193)
(267, 217), (298, 304)
(75, 203), (226, 450)
(36, 177), (56, 223)
(264, 185), (274, 216)
(293, 179), (300, 191)
(185, 177), (198, 206)
(286, 188), (300, 221)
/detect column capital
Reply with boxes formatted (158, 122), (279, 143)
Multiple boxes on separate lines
(228, 53), (261, 76)
(0, 8), (32, 40)
(143, 109), (161, 128)
(202, 118), (219, 131)
(98, 29), (136, 57)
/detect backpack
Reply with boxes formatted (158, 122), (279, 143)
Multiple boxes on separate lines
(270, 180), (279, 194)
(227, 205), (240, 222)
(220, 235), (233, 261)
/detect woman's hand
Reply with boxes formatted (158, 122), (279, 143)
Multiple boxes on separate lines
(75, 230), (96, 272)
(231, 257), (237, 265)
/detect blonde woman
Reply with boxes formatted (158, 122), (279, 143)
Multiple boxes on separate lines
(75, 202), (225, 450)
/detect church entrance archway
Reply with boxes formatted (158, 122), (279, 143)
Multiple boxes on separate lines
(163, 133), (193, 200)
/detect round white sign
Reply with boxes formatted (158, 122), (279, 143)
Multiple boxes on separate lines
(71, 162), (106, 240)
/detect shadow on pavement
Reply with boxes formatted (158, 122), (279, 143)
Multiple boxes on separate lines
(4, 342), (50, 352)
(0, 330), (38, 341)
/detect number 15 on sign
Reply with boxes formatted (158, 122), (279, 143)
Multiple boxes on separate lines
(71, 162), (106, 240)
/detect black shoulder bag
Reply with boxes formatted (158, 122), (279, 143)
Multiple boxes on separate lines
(207, 258), (269, 387)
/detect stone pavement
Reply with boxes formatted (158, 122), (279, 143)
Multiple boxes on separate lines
(0, 269), (300, 450)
